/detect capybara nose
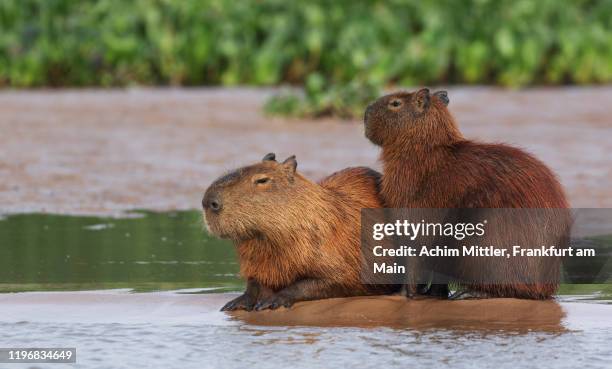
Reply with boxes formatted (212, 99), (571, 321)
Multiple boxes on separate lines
(364, 103), (373, 122)
(203, 193), (222, 212)
(209, 198), (221, 212)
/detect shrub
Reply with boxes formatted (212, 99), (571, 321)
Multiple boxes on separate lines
(1, 0), (611, 117)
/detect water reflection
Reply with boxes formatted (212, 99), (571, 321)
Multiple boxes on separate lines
(232, 296), (566, 333)
(0, 211), (242, 292)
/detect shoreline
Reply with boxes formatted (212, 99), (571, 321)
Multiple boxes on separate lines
(0, 290), (610, 331)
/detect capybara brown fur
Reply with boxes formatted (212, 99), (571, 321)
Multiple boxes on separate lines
(203, 153), (398, 311)
(364, 88), (571, 299)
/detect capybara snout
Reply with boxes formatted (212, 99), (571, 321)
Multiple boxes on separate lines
(202, 186), (225, 238)
(363, 102), (374, 122)
(202, 190), (222, 213)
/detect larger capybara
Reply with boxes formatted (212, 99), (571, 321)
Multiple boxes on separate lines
(363, 88), (571, 299)
(203, 153), (398, 311)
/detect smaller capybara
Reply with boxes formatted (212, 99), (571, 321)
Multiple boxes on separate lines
(364, 88), (571, 299)
(202, 153), (398, 311)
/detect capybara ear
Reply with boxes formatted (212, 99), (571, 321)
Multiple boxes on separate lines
(282, 155), (297, 174)
(414, 88), (430, 112)
(262, 152), (276, 162)
(434, 90), (449, 106)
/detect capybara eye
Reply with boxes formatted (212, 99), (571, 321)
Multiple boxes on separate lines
(255, 177), (270, 185)
(389, 99), (402, 108)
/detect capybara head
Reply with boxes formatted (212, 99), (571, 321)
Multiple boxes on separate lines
(364, 88), (459, 146)
(202, 153), (305, 241)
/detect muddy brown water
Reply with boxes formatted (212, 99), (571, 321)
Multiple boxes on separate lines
(1, 87), (611, 215)
(0, 88), (611, 368)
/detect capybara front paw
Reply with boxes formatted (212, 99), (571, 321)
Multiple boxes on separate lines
(254, 294), (295, 311)
(220, 293), (255, 311)
(424, 284), (450, 299)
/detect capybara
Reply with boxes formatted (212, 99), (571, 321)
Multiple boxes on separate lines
(363, 88), (571, 299)
(203, 153), (398, 311)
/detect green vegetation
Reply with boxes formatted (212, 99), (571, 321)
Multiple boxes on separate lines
(1, 0), (611, 117)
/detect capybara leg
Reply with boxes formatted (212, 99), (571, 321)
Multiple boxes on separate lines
(221, 293), (256, 311)
(220, 278), (272, 311)
(424, 284), (449, 299)
(417, 284), (430, 295)
(448, 289), (490, 300)
(254, 279), (349, 311)
(448, 289), (469, 300)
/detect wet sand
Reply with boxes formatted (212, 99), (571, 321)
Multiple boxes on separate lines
(1, 291), (610, 332)
(1, 87), (611, 215)
(232, 295), (566, 331)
